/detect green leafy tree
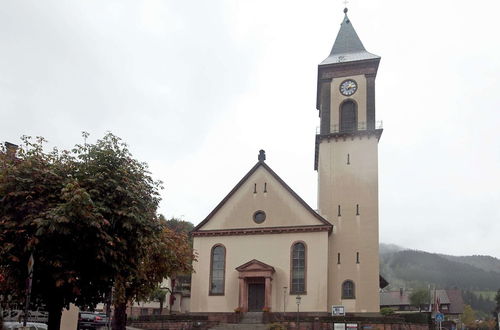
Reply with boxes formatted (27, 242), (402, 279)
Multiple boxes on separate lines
(494, 289), (500, 330)
(461, 304), (476, 327)
(72, 134), (164, 330)
(0, 134), (193, 330)
(162, 216), (194, 234)
(0, 136), (117, 330)
(113, 223), (194, 327)
(162, 216), (194, 247)
(149, 287), (169, 314)
(495, 289), (500, 311)
(409, 288), (430, 311)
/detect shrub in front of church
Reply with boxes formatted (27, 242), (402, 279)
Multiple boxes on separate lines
(268, 323), (286, 330)
(380, 307), (395, 316)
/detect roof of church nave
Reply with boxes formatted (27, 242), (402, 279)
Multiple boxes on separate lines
(192, 150), (332, 233)
(320, 8), (380, 65)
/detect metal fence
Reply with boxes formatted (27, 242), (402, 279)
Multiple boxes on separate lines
(316, 121), (383, 134)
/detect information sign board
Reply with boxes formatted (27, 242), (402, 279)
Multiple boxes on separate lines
(334, 324), (346, 330)
(332, 305), (345, 316)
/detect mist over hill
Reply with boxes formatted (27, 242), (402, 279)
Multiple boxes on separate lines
(439, 254), (500, 274)
(379, 243), (500, 291)
(379, 243), (500, 314)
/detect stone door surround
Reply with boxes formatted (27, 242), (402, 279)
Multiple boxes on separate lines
(235, 259), (275, 312)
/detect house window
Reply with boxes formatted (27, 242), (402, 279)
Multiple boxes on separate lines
(342, 280), (355, 299)
(210, 244), (226, 295)
(340, 100), (357, 132)
(291, 242), (306, 293)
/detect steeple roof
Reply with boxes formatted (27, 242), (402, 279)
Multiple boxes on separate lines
(320, 9), (380, 65)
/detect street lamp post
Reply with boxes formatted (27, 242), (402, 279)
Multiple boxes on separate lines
(296, 295), (301, 329)
(283, 287), (287, 314)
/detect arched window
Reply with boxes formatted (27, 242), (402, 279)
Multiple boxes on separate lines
(342, 280), (355, 299)
(340, 100), (357, 132)
(291, 242), (306, 293)
(210, 245), (226, 295)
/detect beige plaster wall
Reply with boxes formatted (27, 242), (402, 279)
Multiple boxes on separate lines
(330, 74), (367, 130)
(200, 166), (325, 231)
(171, 294), (190, 313)
(60, 303), (79, 330)
(317, 135), (380, 313)
(190, 231), (329, 313)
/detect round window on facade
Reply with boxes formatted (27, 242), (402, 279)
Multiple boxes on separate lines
(253, 210), (266, 224)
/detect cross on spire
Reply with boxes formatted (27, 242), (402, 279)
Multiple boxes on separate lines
(342, 0), (349, 14)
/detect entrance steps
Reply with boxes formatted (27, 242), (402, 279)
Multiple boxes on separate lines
(240, 312), (263, 324)
(210, 312), (267, 330)
(209, 325), (268, 330)
(210, 323), (268, 330)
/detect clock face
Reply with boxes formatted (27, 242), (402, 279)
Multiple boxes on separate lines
(340, 79), (358, 96)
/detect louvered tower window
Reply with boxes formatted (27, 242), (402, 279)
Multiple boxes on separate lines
(340, 100), (357, 132)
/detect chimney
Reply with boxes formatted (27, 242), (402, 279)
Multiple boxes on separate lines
(4, 142), (18, 155)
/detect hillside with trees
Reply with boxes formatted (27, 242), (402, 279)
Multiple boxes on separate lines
(379, 243), (500, 315)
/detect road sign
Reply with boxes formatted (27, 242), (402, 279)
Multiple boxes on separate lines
(334, 324), (345, 330)
(332, 305), (345, 316)
(435, 313), (444, 322)
(27, 253), (34, 274)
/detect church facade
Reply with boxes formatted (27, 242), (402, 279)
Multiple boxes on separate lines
(190, 10), (382, 314)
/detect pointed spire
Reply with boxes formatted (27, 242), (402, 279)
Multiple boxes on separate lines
(330, 8), (366, 55)
(320, 8), (379, 65)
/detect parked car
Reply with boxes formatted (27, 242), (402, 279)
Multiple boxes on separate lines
(77, 312), (108, 330)
(2, 321), (48, 330)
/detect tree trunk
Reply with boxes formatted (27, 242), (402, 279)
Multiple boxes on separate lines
(112, 302), (127, 330)
(47, 300), (63, 330)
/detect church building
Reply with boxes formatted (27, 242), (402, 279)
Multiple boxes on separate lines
(190, 9), (383, 314)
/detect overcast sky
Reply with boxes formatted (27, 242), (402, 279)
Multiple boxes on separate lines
(1, 0), (499, 258)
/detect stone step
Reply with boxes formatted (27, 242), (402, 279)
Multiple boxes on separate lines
(239, 312), (263, 324)
(210, 324), (268, 330)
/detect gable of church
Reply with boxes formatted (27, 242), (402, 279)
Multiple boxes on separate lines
(192, 159), (331, 233)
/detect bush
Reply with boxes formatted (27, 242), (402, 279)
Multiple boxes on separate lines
(380, 307), (395, 316)
(268, 322), (286, 330)
(400, 312), (430, 324)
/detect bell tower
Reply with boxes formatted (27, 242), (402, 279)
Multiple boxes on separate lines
(315, 9), (382, 313)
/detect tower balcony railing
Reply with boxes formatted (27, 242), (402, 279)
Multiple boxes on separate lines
(316, 120), (383, 134)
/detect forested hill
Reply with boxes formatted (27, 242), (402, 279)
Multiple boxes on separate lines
(439, 254), (500, 274)
(379, 244), (500, 291)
